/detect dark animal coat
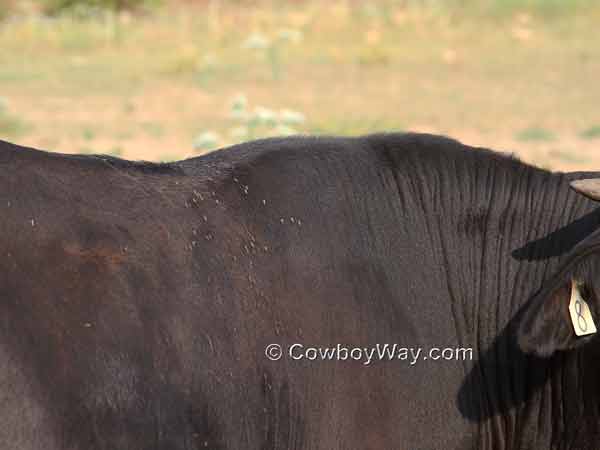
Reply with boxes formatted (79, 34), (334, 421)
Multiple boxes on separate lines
(1, 133), (599, 450)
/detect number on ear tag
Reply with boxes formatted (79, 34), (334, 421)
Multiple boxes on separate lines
(569, 280), (597, 337)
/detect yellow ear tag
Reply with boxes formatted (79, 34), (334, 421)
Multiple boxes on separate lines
(569, 280), (597, 337)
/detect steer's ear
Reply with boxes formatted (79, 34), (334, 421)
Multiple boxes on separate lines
(570, 179), (600, 201)
(517, 250), (600, 357)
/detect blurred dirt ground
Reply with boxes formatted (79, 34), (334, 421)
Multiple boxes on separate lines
(1, 1), (599, 171)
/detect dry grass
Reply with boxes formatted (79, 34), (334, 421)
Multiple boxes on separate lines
(1, 1), (599, 170)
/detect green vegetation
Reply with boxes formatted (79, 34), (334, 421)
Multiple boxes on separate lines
(440, 0), (596, 17)
(193, 95), (306, 151)
(547, 149), (588, 164)
(580, 126), (600, 140)
(0, 98), (30, 138)
(41, 0), (160, 14)
(515, 127), (556, 142)
(0, 0), (599, 170)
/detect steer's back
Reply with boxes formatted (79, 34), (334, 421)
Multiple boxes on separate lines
(0, 135), (477, 450)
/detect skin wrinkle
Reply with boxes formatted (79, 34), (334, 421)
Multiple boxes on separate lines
(486, 172), (510, 447)
(436, 210), (467, 373)
(448, 157), (472, 365)
(510, 173), (558, 447)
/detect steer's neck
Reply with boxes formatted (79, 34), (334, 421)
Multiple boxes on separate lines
(455, 168), (600, 448)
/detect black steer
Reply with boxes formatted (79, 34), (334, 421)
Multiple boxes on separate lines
(1, 133), (600, 450)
